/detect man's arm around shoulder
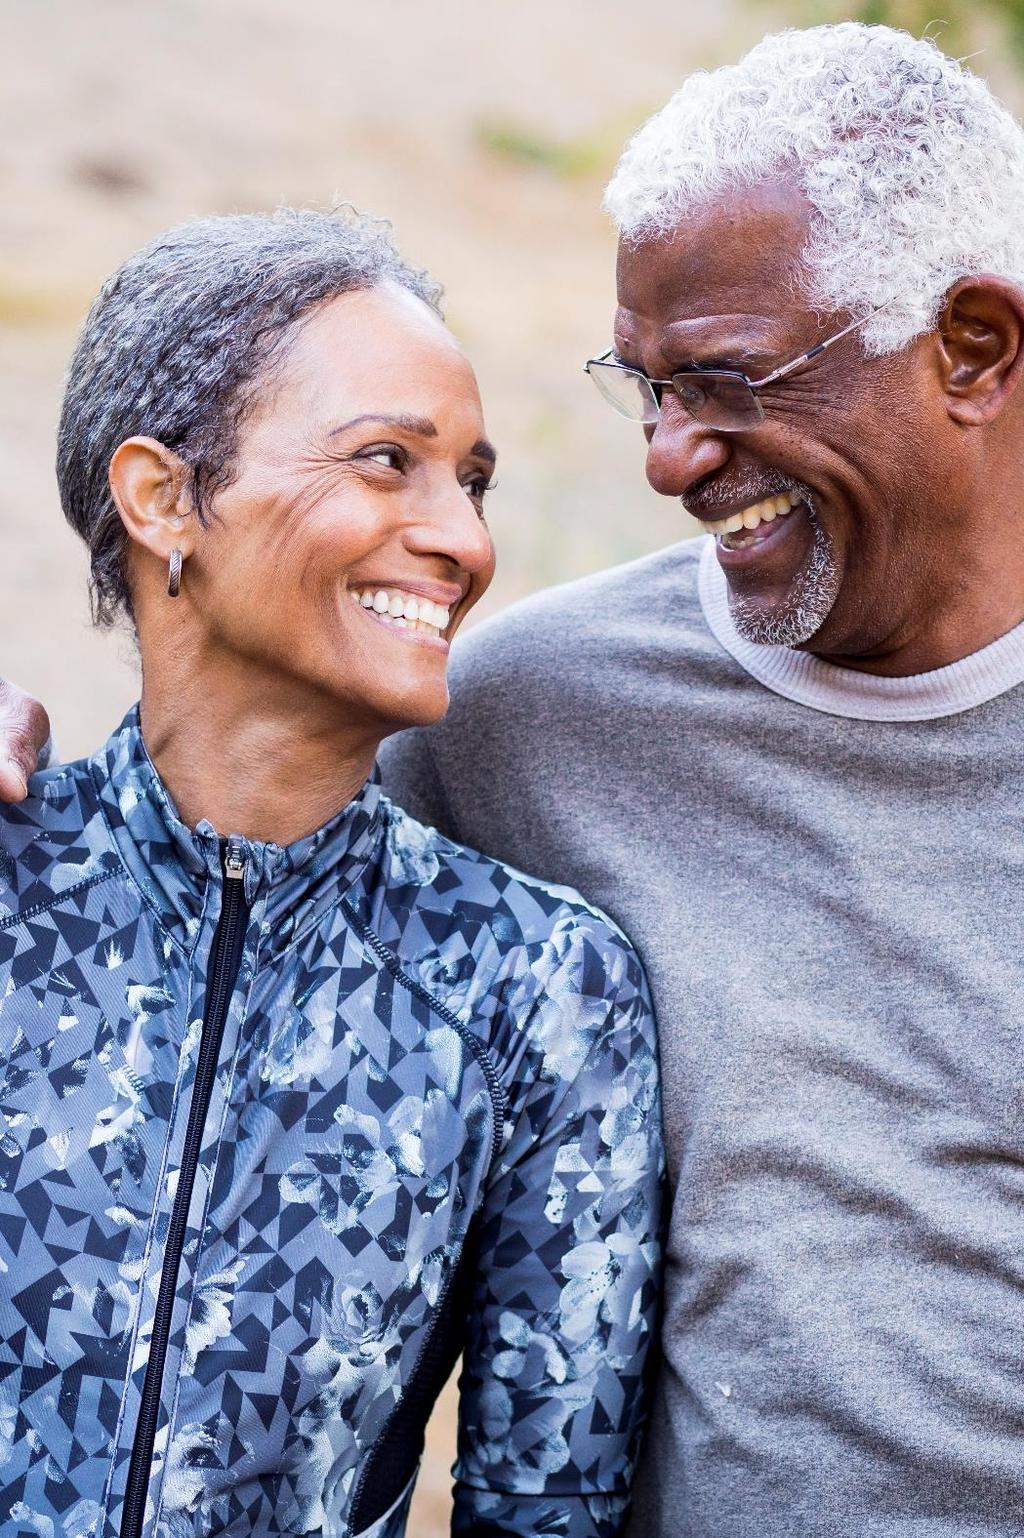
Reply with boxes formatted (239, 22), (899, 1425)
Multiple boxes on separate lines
(0, 680), (51, 801)
(378, 726), (461, 841)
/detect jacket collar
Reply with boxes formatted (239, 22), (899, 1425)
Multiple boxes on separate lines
(92, 707), (384, 955)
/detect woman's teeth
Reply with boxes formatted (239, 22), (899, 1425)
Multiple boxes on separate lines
(705, 489), (803, 537)
(350, 587), (452, 636)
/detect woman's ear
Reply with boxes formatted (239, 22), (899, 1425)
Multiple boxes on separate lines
(108, 437), (194, 560)
(936, 276), (1024, 426)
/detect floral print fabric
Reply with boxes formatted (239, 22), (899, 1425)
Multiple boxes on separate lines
(0, 710), (662, 1538)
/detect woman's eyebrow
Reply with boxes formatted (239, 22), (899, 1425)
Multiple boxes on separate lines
(328, 412), (496, 467)
(328, 412), (439, 438)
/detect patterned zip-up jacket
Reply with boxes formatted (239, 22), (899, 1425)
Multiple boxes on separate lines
(0, 711), (662, 1538)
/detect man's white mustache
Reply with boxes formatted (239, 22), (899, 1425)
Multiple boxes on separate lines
(683, 471), (813, 518)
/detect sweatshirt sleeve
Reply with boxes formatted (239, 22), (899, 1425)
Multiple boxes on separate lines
(377, 727), (461, 842)
(451, 917), (664, 1538)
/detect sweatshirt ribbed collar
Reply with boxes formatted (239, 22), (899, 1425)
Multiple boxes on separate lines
(91, 707), (383, 954)
(698, 536), (1024, 722)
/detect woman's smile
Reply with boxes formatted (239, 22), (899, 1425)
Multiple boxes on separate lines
(347, 579), (462, 649)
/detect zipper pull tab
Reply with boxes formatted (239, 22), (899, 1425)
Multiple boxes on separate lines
(224, 836), (246, 881)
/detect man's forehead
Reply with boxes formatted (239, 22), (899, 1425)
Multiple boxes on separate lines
(614, 175), (811, 328)
(614, 311), (783, 359)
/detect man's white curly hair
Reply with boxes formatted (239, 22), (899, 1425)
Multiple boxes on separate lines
(604, 23), (1024, 355)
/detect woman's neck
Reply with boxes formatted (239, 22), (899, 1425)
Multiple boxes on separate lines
(139, 664), (381, 848)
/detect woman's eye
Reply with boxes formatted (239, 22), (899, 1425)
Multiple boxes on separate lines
(464, 474), (496, 505)
(359, 444), (405, 471)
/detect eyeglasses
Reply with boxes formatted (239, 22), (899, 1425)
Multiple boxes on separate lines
(584, 301), (893, 432)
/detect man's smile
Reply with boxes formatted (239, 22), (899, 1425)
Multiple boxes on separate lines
(687, 486), (818, 577)
(702, 489), (803, 544)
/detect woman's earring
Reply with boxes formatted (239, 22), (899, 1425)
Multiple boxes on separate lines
(167, 549), (183, 598)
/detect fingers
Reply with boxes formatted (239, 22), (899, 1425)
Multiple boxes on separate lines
(0, 682), (51, 802)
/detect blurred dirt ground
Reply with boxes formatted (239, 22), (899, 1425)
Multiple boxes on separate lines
(0, 0), (764, 1530)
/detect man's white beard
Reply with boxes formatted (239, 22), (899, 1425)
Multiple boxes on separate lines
(728, 514), (839, 648)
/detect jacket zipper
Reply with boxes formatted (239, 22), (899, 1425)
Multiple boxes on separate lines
(120, 836), (250, 1538)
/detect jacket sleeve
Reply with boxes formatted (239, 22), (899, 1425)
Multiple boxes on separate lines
(452, 917), (664, 1538)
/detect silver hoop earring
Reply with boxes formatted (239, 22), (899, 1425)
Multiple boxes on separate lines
(167, 549), (183, 598)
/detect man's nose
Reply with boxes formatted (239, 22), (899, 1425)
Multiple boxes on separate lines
(404, 481), (494, 575)
(644, 393), (730, 499)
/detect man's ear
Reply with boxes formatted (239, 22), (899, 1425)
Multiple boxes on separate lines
(936, 276), (1024, 425)
(108, 437), (194, 561)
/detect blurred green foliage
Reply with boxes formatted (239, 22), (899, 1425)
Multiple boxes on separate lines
(476, 0), (1024, 189)
(473, 120), (596, 176)
(1002, 0), (1024, 57)
(473, 111), (651, 180)
(774, 0), (1024, 61)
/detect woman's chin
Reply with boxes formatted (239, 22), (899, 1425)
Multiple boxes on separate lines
(323, 617), (456, 732)
(386, 685), (451, 731)
(353, 675), (451, 735)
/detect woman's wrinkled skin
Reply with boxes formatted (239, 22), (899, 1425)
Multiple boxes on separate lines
(107, 281), (496, 844)
(0, 286), (498, 812)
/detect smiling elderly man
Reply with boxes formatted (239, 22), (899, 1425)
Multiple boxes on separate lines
(5, 21), (1024, 1538)
(384, 28), (1024, 1534)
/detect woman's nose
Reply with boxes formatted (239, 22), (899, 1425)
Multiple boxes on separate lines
(644, 393), (730, 499)
(404, 481), (494, 574)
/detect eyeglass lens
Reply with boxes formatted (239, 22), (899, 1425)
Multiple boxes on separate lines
(588, 360), (765, 431)
(587, 361), (660, 424)
(672, 373), (765, 430)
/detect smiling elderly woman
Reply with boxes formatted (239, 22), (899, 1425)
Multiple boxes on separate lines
(0, 210), (662, 1538)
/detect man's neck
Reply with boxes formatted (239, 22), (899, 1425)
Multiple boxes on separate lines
(138, 662), (380, 849)
(810, 594), (1024, 677)
(808, 534), (1024, 677)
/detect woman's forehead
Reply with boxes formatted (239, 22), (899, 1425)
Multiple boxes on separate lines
(297, 285), (460, 374)
(254, 286), (483, 435)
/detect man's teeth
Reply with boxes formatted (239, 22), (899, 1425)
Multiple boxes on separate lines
(350, 587), (452, 636)
(705, 490), (802, 536)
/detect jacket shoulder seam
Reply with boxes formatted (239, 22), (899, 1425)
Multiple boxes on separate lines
(0, 866), (120, 932)
(342, 898), (508, 1163)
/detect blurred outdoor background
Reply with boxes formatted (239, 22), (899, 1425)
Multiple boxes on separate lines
(3, 0), (1024, 1530)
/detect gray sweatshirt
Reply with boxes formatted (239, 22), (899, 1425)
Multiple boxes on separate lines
(380, 535), (1024, 1537)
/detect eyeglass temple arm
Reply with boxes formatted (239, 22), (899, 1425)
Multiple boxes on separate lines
(752, 303), (890, 389)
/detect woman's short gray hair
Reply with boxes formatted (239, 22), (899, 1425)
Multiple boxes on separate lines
(57, 207), (442, 626)
(603, 23), (1024, 355)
